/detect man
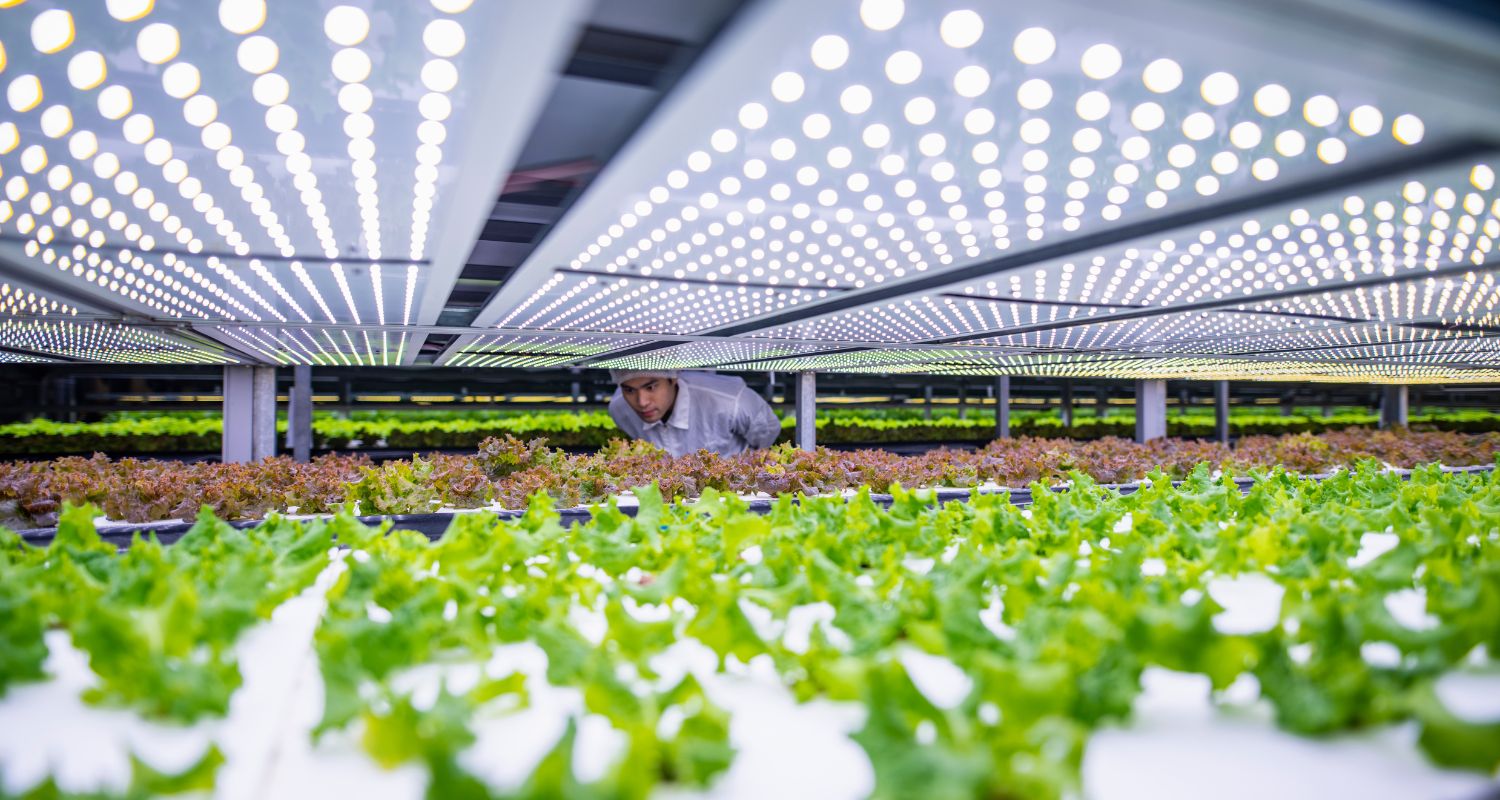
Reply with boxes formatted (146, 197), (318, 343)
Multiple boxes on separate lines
(607, 370), (782, 457)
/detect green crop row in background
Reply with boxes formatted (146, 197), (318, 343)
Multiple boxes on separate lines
(2, 410), (1499, 455)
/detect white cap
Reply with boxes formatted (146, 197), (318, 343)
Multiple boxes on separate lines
(609, 369), (679, 385)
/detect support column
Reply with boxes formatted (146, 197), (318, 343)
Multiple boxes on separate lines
(1135, 379), (1167, 443)
(224, 366), (278, 463)
(795, 372), (817, 451)
(222, 367), (253, 463)
(287, 365), (313, 463)
(994, 376), (1011, 439)
(1380, 385), (1409, 429)
(251, 366), (277, 460)
(1095, 386), (1108, 418)
(957, 383), (967, 420)
(1214, 380), (1230, 445)
(1060, 380), (1073, 427)
(923, 385), (933, 420)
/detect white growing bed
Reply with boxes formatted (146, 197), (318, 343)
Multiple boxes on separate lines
(2, 542), (1497, 800)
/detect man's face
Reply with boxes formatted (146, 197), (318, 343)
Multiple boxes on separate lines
(620, 376), (678, 423)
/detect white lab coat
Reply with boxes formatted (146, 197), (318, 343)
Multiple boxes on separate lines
(607, 373), (781, 456)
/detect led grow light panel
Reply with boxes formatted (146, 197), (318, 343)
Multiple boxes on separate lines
(440, 333), (655, 367)
(0, 349), (56, 363)
(592, 340), (848, 371)
(743, 158), (1500, 350)
(0, 319), (234, 363)
(1144, 320), (1482, 357)
(739, 347), (1054, 373)
(212, 325), (409, 366)
(753, 293), (1120, 342)
(1246, 267), (1500, 329)
(494, 271), (832, 335)
(1326, 336), (1500, 366)
(479, 0), (1472, 339)
(0, 0), (573, 329)
(0, 278), (86, 318)
(963, 310), (1343, 352)
(882, 354), (1500, 383)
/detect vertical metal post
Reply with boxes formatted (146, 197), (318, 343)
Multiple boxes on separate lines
(222, 366), (254, 463)
(1214, 380), (1230, 445)
(1280, 391), (1294, 417)
(1060, 380), (1073, 427)
(1096, 385), (1108, 418)
(1135, 379), (1167, 443)
(957, 383), (967, 420)
(251, 366), (277, 460)
(1380, 385), (1409, 429)
(923, 385), (933, 420)
(795, 372), (816, 451)
(60, 376), (77, 423)
(994, 376), (1010, 439)
(288, 365), (313, 463)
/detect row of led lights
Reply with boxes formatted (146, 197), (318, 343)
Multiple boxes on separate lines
(759, 179), (1497, 346)
(982, 311), (1329, 352)
(1197, 326), (1486, 358)
(0, 126), (235, 320)
(954, 168), (1500, 313)
(530, 276), (829, 334)
(219, 325), (407, 366)
(2, 8), (281, 320)
(318, 2), (469, 262)
(558, 0), (1428, 307)
(21, 5), (299, 260)
(7, 0), (468, 329)
(502, 270), (831, 333)
(798, 348), (1491, 376)
(0, 281), (73, 317)
(758, 295), (1108, 341)
(0, 316), (226, 363)
(1253, 270), (1500, 325)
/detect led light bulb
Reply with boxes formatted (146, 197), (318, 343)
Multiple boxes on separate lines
(237, 36), (279, 73)
(253, 73), (290, 106)
(424, 18), (466, 57)
(161, 62), (201, 99)
(860, 0), (904, 31)
(331, 48), (372, 83)
(7, 75), (42, 113)
(1141, 58), (1182, 93)
(1080, 44), (1121, 79)
(325, 5), (371, 46)
(136, 23), (180, 65)
(1130, 102), (1164, 131)
(31, 9), (75, 54)
(107, 0), (155, 22)
(1304, 95), (1338, 127)
(884, 51), (920, 85)
(1348, 104), (1382, 137)
(1016, 78), (1052, 110)
(1391, 114), (1424, 145)
(1200, 72), (1239, 105)
(940, 9), (983, 48)
(810, 35), (849, 69)
(953, 65), (990, 98)
(422, 59), (459, 92)
(764, 71), (805, 105)
(183, 94), (218, 126)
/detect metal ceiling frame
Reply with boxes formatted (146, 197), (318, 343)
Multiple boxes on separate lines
(1, 0), (1498, 382)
